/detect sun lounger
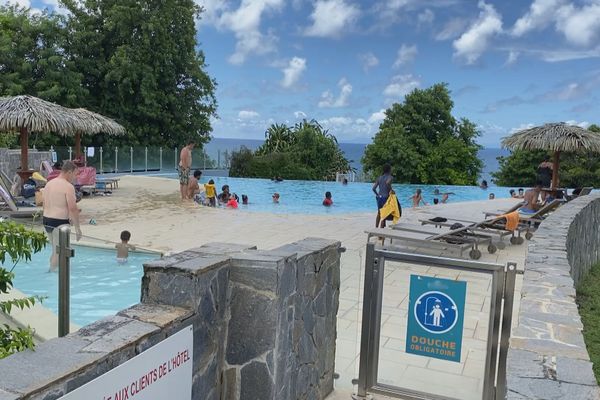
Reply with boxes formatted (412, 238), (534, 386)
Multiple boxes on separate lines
(96, 177), (120, 189)
(366, 225), (494, 260)
(483, 201), (524, 219)
(419, 217), (517, 249)
(0, 180), (41, 218)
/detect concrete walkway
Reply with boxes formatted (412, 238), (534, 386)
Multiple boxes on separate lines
(8, 176), (527, 399)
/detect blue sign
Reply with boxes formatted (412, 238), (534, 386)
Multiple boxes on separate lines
(406, 275), (467, 363)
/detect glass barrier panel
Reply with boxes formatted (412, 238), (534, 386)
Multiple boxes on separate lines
(132, 147), (146, 172)
(147, 147), (161, 171)
(375, 260), (490, 400)
(85, 146), (101, 171)
(162, 148), (177, 171)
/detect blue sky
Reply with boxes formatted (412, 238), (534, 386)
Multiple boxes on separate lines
(16, 0), (600, 146)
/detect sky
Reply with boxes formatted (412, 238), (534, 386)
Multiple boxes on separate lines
(11, 0), (600, 147)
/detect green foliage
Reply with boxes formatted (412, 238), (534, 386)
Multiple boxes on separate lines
(492, 124), (600, 187)
(230, 120), (351, 181)
(361, 83), (482, 185)
(0, 221), (47, 359)
(0, 2), (217, 149)
(576, 262), (600, 383)
(60, 0), (217, 148)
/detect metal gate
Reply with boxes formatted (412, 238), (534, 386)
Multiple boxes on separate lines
(353, 243), (516, 400)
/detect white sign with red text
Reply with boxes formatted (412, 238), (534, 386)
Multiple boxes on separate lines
(59, 325), (193, 400)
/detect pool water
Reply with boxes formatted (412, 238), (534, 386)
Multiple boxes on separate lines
(12, 245), (158, 327)
(159, 174), (514, 214)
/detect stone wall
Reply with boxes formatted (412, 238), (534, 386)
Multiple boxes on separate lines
(0, 238), (340, 400)
(506, 193), (600, 399)
(0, 148), (53, 179)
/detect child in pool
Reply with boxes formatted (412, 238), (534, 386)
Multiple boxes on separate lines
(116, 230), (135, 264)
(323, 191), (333, 206)
(204, 179), (216, 207)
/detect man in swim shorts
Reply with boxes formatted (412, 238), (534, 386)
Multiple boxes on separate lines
(42, 160), (81, 271)
(519, 181), (543, 214)
(372, 164), (392, 227)
(179, 141), (194, 200)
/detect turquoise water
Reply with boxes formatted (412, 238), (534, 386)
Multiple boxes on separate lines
(12, 245), (158, 327)
(163, 174), (515, 214)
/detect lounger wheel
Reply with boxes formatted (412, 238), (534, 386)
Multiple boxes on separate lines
(469, 249), (482, 260)
(487, 244), (497, 254)
(510, 237), (519, 245)
(525, 232), (533, 240)
(517, 237), (525, 245)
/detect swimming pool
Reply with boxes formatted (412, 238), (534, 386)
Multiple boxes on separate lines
(158, 174), (516, 214)
(12, 245), (158, 327)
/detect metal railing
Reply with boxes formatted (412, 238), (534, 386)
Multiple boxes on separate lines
(58, 225), (74, 337)
(49, 146), (233, 173)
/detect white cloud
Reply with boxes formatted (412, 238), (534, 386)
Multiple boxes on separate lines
(505, 51), (519, 65)
(555, 3), (600, 47)
(195, 0), (230, 25)
(238, 110), (260, 119)
(281, 57), (307, 88)
(435, 18), (468, 41)
(373, 0), (411, 24)
(304, 0), (360, 38)
(511, 0), (565, 36)
(418, 9), (435, 26)
(393, 44), (417, 68)
(564, 120), (590, 128)
(2, 0), (31, 7)
(453, 1), (503, 64)
(383, 74), (420, 100)
(213, 0), (284, 65)
(318, 78), (353, 108)
(368, 109), (386, 124)
(536, 47), (600, 62)
(359, 52), (379, 72)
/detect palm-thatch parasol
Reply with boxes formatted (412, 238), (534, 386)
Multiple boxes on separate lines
(71, 108), (125, 159)
(502, 122), (600, 188)
(0, 95), (125, 181)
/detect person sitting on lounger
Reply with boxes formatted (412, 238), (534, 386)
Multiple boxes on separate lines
(519, 181), (543, 214)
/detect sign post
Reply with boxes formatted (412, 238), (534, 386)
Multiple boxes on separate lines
(406, 275), (467, 363)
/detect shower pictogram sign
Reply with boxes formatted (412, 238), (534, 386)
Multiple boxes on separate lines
(406, 275), (466, 362)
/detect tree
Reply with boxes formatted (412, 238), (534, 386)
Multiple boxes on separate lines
(60, 0), (217, 148)
(0, 221), (47, 359)
(492, 124), (600, 187)
(229, 119), (351, 181)
(362, 83), (482, 185)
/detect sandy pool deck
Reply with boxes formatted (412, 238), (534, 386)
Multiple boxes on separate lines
(15, 175), (529, 396)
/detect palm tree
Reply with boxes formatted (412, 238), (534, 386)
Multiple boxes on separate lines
(257, 123), (294, 155)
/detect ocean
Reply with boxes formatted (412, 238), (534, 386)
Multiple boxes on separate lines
(205, 138), (508, 182)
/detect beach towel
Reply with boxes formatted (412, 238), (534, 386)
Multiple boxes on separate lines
(379, 193), (401, 223)
(501, 211), (520, 231)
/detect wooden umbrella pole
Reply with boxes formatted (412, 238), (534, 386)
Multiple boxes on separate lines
(551, 150), (560, 189)
(20, 127), (28, 172)
(75, 131), (81, 159)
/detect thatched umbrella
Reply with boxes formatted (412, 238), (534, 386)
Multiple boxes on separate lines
(0, 95), (79, 180)
(0, 95), (125, 180)
(71, 108), (125, 158)
(502, 122), (600, 188)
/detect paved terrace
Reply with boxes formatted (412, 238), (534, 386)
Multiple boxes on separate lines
(13, 176), (528, 398)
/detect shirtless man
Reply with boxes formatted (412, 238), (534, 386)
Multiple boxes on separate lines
(179, 141), (194, 200)
(411, 189), (427, 208)
(42, 160), (81, 271)
(187, 169), (202, 201)
(519, 181), (543, 214)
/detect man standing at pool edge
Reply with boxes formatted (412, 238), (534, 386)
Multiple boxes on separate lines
(179, 141), (194, 200)
(42, 160), (81, 271)
(373, 164), (393, 227)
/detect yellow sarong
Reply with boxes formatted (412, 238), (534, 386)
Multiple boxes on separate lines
(379, 193), (401, 223)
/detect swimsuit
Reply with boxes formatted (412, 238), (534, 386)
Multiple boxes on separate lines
(178, 167), (190, 185)
(42, 216), (70, 233)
